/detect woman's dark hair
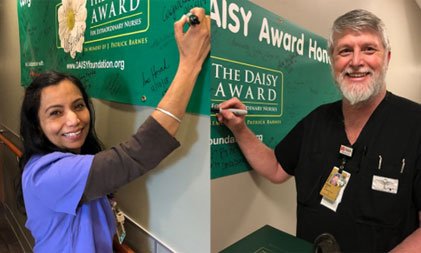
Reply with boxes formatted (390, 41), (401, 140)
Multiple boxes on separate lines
(17, 71), (104, 212)
(19, 71), (104, 168)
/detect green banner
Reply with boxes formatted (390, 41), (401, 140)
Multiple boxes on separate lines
(18, 0), (210, 114)
(210, 0), (340, 179)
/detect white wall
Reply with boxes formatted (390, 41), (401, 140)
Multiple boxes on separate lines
(93, 102), (210, 253)
(211, 0), (421, 252)
(0, 1), (210, 253)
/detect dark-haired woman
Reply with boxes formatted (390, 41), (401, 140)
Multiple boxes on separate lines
(19, 9), (209, 252)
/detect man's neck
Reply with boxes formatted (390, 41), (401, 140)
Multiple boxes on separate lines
(342, 89), (387, 144)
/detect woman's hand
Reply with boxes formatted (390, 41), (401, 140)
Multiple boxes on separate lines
(152, 7), (211, 136)
(174, 8), (211, 75)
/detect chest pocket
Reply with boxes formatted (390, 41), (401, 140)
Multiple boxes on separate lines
(353, 154), (413, 227)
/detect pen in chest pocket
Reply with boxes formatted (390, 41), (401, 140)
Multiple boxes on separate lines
(400, 158), (405, 174)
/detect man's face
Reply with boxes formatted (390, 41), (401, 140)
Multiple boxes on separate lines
(331, 29), (390, 105)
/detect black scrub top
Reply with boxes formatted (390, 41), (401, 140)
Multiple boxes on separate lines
(275, 92), (421, 253)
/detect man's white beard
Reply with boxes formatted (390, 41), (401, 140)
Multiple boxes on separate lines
(335, 64), (387, 106)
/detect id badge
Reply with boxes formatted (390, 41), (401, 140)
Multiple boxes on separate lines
(115, 211), (126, 244)
(320, 167), (347, 201)
(110, 198), (126, 244)
(320, 167), (351, 212)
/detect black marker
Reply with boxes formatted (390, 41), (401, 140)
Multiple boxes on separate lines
(211, 105), (248, 116)
(186, 13), (200, 25)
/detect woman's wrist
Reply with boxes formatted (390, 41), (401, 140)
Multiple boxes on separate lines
(178, 59), (203, 79)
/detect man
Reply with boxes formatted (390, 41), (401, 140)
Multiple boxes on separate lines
(216, 9), (421, 252)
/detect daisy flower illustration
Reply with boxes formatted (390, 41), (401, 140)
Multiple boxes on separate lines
(58, 0), (87, 59)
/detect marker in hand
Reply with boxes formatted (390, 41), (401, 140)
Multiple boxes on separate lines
(211, 104), (248, 116)
(186, 13), (200, 25)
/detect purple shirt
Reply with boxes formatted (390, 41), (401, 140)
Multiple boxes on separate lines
(22, 152), (116, 253)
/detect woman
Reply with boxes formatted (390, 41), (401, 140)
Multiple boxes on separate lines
(19, 8), (210, 252)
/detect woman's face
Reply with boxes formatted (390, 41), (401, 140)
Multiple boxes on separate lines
(38, 79), (90, 153)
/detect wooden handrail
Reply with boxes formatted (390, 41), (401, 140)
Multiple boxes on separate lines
(113, 236), (135, 253)
(0, 130), (22, 158)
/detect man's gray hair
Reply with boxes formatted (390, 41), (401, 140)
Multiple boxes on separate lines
(328, 9), (391, 55)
